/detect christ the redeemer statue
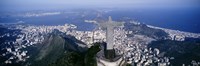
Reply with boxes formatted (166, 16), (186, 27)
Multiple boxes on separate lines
(98, 16), (124, 59)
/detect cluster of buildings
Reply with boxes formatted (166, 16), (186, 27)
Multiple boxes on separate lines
(124, 40), (170, 66)
(116, 31), (170, 66)
(0, 23), (127, 64)
(1, 24), (76, 63)
(1, 22), (200, 66)
(147, 25), (200, 41)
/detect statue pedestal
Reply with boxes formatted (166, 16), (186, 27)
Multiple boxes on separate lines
(96, 56), (125, 66)
(96, 48), (125, 66)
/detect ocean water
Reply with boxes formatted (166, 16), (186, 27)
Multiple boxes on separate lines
(106, 8), (200, 33)
(0, 12), (96, 31)
(0, 8), (200, 33)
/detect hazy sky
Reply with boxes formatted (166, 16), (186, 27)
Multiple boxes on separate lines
(0, 0), (200, 11)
